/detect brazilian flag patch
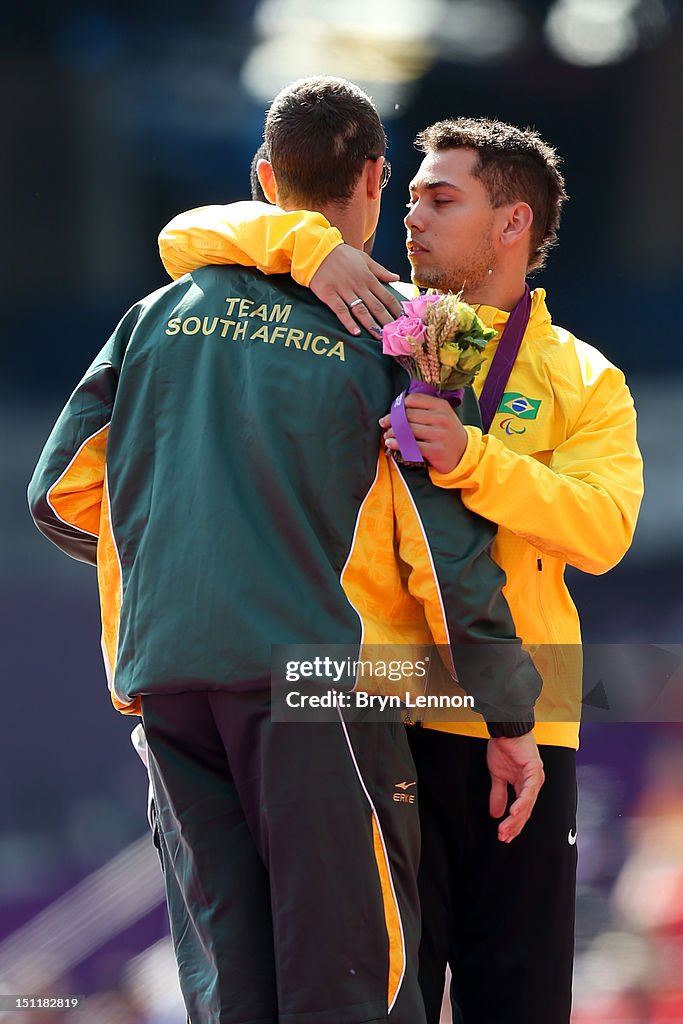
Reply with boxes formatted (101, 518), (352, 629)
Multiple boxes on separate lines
(497, 392), (541, 419)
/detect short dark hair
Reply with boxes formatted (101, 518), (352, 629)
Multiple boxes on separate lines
(416, 118), (568, 272)
(265, 76), (386, 207)
(249, 142), (270, 203)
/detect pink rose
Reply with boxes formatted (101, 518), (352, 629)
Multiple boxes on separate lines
(382, 316), (427, 356)
(401, 293), (440, 320)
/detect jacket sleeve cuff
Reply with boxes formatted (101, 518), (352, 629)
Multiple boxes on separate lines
(486, 717), (535, 738)
(428, 425), (482, 489)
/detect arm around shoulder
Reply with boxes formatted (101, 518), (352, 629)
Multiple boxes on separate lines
(158, 202), (343, 284)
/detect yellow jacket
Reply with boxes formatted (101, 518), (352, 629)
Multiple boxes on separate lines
(159, 204), (644, 748)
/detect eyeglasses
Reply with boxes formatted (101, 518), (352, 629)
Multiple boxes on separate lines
(366, 154), (392, 190)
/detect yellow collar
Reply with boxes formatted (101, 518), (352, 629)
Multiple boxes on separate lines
(473, 288), (550, 333)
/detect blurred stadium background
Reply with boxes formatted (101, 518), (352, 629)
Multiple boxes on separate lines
(1, 0), (682, 1020)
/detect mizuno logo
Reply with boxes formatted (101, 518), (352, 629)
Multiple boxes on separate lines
(568, 829), (577, 846)
(395, 781), (417, 790)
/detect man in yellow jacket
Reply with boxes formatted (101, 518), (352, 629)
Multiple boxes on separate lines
(158, 117), (643, 1024)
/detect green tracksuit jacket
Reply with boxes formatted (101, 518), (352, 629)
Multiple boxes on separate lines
(28, 265), (540, 726)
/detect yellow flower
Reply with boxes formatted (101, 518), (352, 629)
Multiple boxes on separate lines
(458, 347), (485, 373)
(439, 342), (462, 367)
(454, 304), (475, 332)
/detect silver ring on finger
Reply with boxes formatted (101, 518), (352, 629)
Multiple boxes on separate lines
(348, 298), (366, 309)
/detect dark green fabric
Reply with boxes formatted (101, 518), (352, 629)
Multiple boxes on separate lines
(143, 690), (425, 1024)
(395, 459), (539, 723)
(28, 266), (539, 722)
(394, 389), (540, 725)
(30, 267), (407, 698)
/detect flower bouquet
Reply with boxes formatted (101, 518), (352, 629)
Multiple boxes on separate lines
(382, 293), (496, 464)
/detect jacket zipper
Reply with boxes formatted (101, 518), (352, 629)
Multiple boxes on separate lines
(535, 553), (560, 677)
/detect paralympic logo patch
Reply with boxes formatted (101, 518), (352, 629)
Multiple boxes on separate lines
(497, 392), (542, 419)
(500, 418), (527, 435)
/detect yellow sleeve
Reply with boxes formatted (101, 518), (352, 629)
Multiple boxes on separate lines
(429, 368), (643, 575)
(158, 201), (343, 286)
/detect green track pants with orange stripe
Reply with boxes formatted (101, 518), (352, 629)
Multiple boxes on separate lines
(142, 688), (425, 1024)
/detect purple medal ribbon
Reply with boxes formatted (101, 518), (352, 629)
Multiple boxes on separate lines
(478, 284), (532, 433)
(389, 285), (532, 463)
(390, 381), (464, 465)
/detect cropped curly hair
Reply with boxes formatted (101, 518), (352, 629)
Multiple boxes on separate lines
(416, 118), (568, 272)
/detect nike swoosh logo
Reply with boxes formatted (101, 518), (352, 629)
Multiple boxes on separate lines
(568, 829), (577, 846)
(395, 781), (417, 791)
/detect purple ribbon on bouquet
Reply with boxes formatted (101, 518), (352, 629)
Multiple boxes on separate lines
(389, 285), (532, 463)
(389, 381), (464, 465)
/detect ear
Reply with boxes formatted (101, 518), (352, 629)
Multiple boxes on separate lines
(365, 157), (384, 201)
(499, 201), (533, 249)
(256, 160), (277, 205)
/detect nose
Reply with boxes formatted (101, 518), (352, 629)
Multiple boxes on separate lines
(404, 201), (422, 233)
